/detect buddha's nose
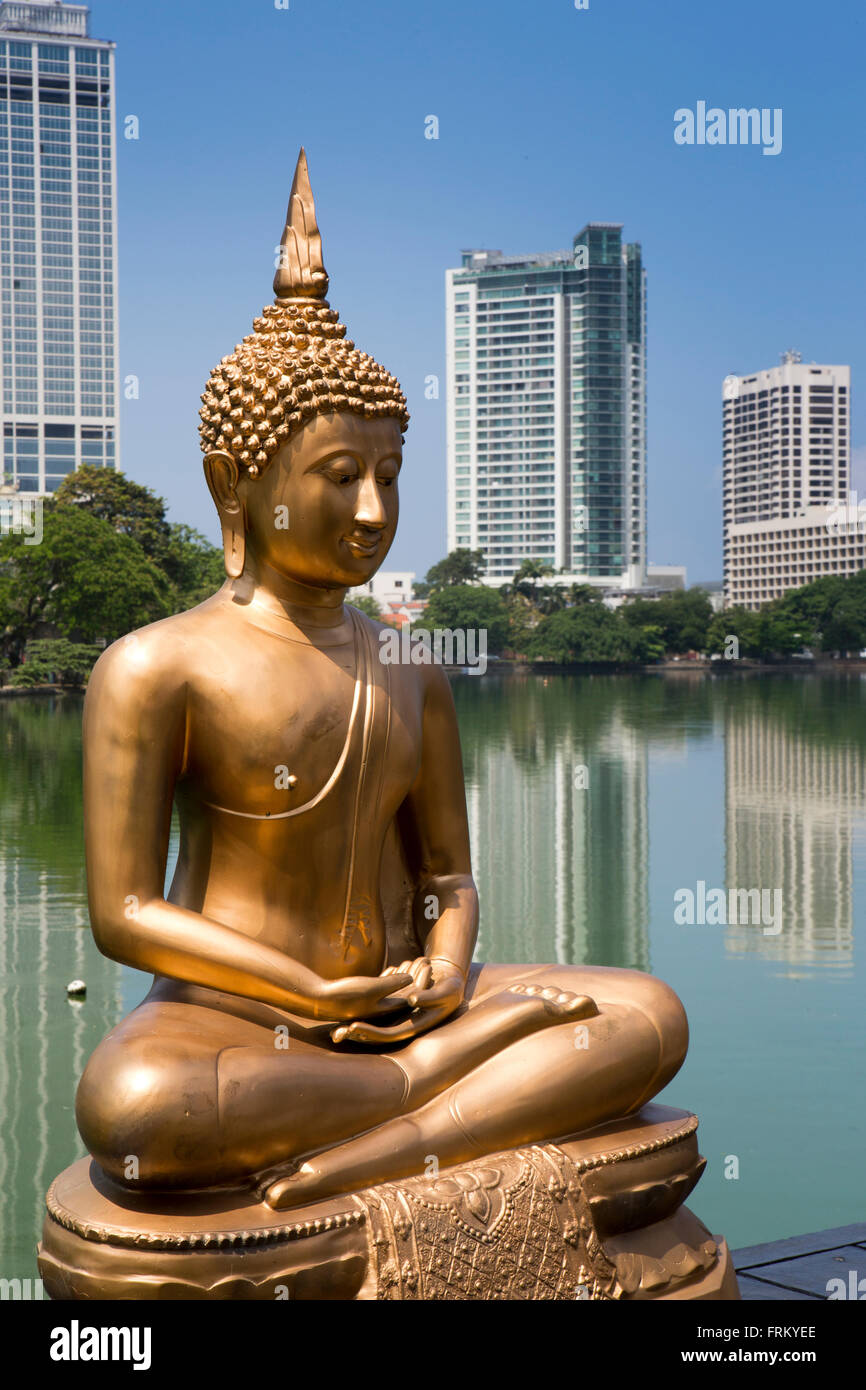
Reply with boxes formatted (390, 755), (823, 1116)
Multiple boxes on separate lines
(354, 473), (388, 529)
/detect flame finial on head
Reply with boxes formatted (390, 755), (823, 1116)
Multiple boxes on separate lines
(199, 148), (409, 477)
(273, 148), (329, 301)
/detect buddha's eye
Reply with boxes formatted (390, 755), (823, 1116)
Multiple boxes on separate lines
(377, 474), (396, 488)
(325, 466), (358, 486)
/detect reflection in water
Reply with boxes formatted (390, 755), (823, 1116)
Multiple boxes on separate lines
(0, 676), (863, 1274)
(0, 697), (124, 1280)
(723, 681), (863, 968)
(453, 676), (650, 971)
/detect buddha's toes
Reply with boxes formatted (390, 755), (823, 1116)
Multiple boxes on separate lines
(506, 982), (599, 1020)
(259, 1163), (310, 1210)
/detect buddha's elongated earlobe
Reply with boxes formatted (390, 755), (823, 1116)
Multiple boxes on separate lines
(222, 511), (246, 579)
(203, 450), (247, 578)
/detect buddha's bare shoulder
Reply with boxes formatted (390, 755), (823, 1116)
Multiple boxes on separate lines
(85, 588), (235, 713)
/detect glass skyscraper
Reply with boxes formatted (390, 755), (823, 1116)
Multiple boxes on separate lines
(0, 1), (117, 495)
(446, 224), (646, 589)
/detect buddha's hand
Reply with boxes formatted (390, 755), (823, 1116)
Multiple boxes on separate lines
(315, 972), (413, 1023)
(330, 956), (466, 1045)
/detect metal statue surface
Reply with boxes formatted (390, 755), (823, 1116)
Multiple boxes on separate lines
(39, 153), (737, 1300)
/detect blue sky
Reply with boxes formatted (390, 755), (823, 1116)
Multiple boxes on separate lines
(93, 0), (865, 584)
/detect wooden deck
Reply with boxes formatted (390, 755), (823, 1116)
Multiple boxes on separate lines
(734, 1223), (866, 1300)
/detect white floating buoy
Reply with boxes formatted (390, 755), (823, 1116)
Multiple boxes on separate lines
(66, 979), (87, 998)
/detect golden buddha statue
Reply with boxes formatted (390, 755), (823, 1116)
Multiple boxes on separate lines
(39, 152), (738, 1300)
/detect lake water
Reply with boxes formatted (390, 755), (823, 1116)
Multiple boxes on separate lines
(1, 674), (864, 1286)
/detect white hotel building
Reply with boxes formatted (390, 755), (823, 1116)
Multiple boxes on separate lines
(445, 226), (647, 589)
(0, 1), (118, 495)
(723, 354), (864, 608)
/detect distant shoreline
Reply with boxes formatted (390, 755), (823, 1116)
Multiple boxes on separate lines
(442, 658), (866, 677)
(0, 684), (86, 698)
(4, 660), (866, 696)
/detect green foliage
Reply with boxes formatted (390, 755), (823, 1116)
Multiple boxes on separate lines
(631, 623), (667, 662)
(409, 555), (866, 664)
(349, 594), (383, 620)
(10, 476), (866, 684)
(0, 468), (226, 678)
(502, 558), (559, 605)
(510, 557), (557, 588)
(55, 465), (172, 560)
(774, 571), (866, 653)
(822, 598), (866, 653)
(160, 523), (226, 609)
(495, 562), (573, 643)
(562, 583), (601, 607)
(621, 588), (713, 653)
(503, 592), (541, 656)
(5, 662), (42, 687)
(705, 607), (757, 656)
(421, 548), (487, 592)
(705, 607), (803, 659)
(0, 502), (172, 667)
(527, 605), (663, 664)
(413, 584), (510, 654)
(8, 638), (100, 687)
(54, 465), (224, 614)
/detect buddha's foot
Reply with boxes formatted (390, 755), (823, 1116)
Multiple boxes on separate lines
(253, 1159), (301, 1205)
(505, 982), (598, 1020)
(329, 978), (598, 1050)
(260, 983), (599, 1211)
(260, 1160), (329, 1210)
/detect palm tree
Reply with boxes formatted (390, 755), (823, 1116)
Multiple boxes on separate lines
(563, 582), (599, 607)
(503, 557), (557, 602)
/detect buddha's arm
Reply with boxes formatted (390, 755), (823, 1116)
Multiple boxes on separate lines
(403, 662), (479, 978)
(82, 636), (406, 1021)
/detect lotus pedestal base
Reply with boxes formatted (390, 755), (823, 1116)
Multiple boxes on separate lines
(38, 1104), (739, 1301)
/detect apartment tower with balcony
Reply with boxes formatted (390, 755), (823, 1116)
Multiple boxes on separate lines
(446, 224), (646, 589)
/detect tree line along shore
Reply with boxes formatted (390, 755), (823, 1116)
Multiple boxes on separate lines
(3, 470), (866, 688)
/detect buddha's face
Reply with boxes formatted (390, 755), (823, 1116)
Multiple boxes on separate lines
(210, 409), (403, 591)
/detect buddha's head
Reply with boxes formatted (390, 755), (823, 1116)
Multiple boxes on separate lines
(199, 150), (409, 591)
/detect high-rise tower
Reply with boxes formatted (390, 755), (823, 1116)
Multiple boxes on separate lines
(722, 354), (859, 608)
(0, 1), (118, 495)
(445, 224), (646, 589)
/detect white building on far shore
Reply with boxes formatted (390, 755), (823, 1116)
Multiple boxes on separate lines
(349, 570), (415, 609)
(725, 505), (866, 610)
(722, 354), (859, 608)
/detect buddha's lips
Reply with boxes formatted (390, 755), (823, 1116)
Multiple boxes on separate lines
(344, 536), (381, 557)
